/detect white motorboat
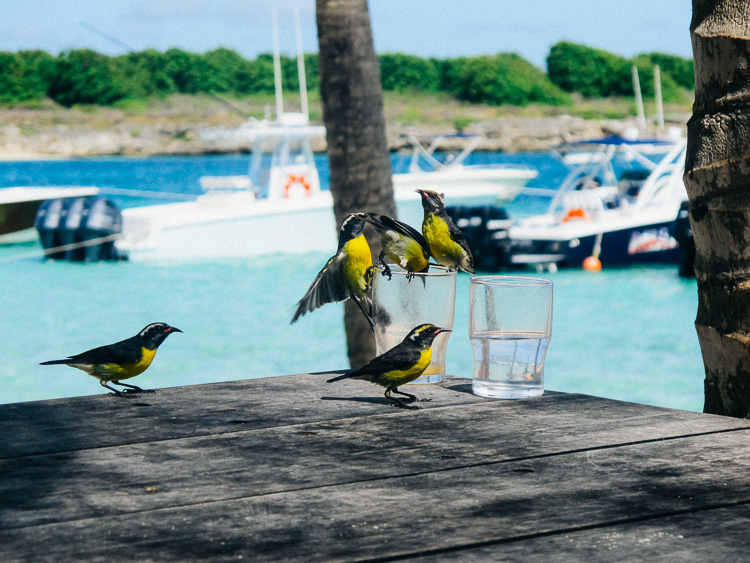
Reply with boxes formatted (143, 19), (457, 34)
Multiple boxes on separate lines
(499, 136), (688, 271)
(0, 186), (100, 244)
(392, 133), (537, 200)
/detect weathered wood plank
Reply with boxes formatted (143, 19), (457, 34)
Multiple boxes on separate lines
(0, 374), (490, 458)
(413, 503), (750, 561)
(1, 431), (750, 562)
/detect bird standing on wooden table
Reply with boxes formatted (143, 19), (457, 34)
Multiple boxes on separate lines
(40, 322), (182, 396)
(291, 213), (375, 329)
(327, 323), (450, 409)
(416, 189), (476, 274)
(356, 212), (431, 280)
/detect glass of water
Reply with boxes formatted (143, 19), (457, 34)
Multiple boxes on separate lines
(372, 265), (457, 384)
(469, 275), (553, 398)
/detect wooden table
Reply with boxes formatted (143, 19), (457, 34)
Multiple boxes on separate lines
(2, 373), (750, 561)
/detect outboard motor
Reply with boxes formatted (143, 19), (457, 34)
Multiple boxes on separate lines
(446, 205), (512, 272)
(80, 198), (123, 262)
(35, 197), (124, 262)
(59, 197), (88, 261)
(34, 198), (67, 260)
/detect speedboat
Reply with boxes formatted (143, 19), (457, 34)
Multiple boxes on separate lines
(0, 186), (100, 244)
(502, 136), (688, 271)
(392, 133), (537, 201)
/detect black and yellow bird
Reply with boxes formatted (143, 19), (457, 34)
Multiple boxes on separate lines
(357, 212), (431, 280)
(40, 322), (182, 395)
(292, 213), (375, 329)
(416, 189), (476, 274)
(327, 323), (450, 409)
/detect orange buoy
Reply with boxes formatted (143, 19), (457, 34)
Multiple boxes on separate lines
(583, 255), (602, 272)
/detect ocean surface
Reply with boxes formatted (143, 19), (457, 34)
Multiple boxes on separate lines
(0, 152), (705, 411)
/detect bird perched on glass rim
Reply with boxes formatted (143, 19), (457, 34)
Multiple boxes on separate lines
(40, 322), (182, 396)
(291, 213), (375, 329)
(416, 189), (476, 274)
(356, 212), (431, 280)
(327, 323), (450, 409)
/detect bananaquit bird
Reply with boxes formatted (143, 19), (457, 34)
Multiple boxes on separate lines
(40, 322), (182, 395)
(416, 189), (476, 274)
(292, 213), (375, 329)
(357, 212), (431, 280)
(327, 323), (450, 409)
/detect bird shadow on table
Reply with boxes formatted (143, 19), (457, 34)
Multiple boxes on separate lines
(320, 395), (393, 407)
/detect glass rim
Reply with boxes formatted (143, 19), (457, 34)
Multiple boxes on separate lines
(470, 275), (553, 287)
(373, 264), (457, 277)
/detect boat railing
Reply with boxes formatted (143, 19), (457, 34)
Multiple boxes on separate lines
(545, 144), (618, 216)
(405, 134), (483, 173)
(633, 139), (687, 210)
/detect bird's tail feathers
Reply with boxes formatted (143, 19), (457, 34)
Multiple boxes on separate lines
(39, 358), (71, 366)
(327, 371), (356, 383)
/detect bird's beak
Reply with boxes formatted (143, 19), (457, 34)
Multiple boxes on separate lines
(437, 328), (451, 334)
(168, 327), (183, 334)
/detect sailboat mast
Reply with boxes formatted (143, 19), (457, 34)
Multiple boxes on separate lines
(632, 65), (647, 133)
(295, 7), (309, 121)
(654, 65), (665, 134)
(272, 9), (284, 119)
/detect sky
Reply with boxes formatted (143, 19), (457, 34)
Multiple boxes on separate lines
(0, 1), (694, 69)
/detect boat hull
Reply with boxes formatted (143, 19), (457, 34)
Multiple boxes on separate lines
(508, 220), (680, 268)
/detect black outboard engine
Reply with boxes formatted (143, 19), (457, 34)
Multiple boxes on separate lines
(59, 197), (88, 261)
(34, 198), (67, 260)
(35, 197), (124, 262)
(446, 205), (512, 272)
(81, 198), (123, 262)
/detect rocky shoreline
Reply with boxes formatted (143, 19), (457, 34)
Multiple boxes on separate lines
(0, 110), (687, 160)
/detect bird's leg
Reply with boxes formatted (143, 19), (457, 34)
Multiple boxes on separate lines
(364, 265), (375, 287)
(100, 380), (125, 397)
(390, 387), (418, 403)
(385, 388), (419, 410)
(113, 381), (154, 394)
(378, 253), (392, 280)
(352, 295), (375, 331)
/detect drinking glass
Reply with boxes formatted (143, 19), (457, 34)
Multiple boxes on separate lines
(372, 265), (457, 384)
(469, 275), (553, 398)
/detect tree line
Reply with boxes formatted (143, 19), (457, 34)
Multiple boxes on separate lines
(0, 41), (693, 107)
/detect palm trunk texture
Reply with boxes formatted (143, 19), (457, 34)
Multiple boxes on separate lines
(686, 0), (750, 416)
(316, 0), (396, 368)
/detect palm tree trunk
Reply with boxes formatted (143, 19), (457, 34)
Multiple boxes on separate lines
(316, 0), (396, 368)
(685, 0), (750, 416)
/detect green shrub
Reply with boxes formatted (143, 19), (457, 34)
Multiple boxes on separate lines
(48, 49), (128, 106)
(453, 53), (569, 106)
(379, 53), (440, 92)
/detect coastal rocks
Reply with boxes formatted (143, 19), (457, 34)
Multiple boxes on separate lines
(0, 112), (685, 160)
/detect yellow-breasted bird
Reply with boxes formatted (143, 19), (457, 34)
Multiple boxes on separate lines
(291, 213), (375, 329)
(357, 212), (431, 280)
(327, 323), (450, 409)
(40, 322), (182, 395)
(416, 189), (476, 274)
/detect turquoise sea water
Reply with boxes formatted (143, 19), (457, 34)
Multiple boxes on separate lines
(0, 153), (704, 411)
